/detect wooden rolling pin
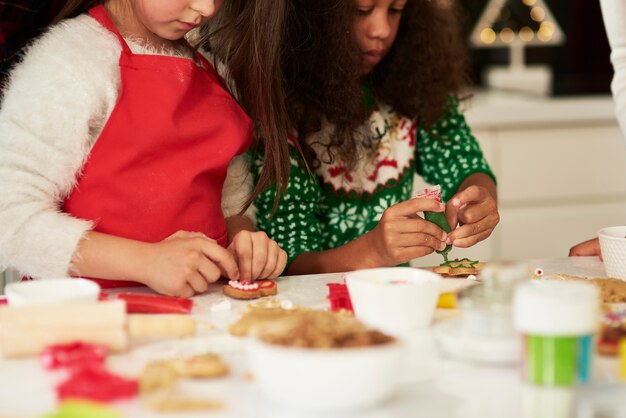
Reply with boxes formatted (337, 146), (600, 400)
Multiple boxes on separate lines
(0, 300), (197, 357)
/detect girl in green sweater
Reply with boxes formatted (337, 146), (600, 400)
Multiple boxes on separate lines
(248, 0), (499, 275)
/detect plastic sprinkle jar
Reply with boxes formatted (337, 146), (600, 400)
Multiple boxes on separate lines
(513, 281), (599, 387)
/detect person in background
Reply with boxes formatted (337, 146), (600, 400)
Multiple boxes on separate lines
(0, 0), (290, 296)
(0, 1), (66, 90)
(244, 0), (499, 275)
(569, 0), (626, 258)
(569, 238), (603, 259)
(599, 0), (626, 143)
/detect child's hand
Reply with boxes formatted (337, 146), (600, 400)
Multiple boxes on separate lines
(142, 231), (240, 297)
(569, 238), (603, 260)
(445, 185), (499, 248)
(365, 198), (448, 266)
(228, 230), (287, 282)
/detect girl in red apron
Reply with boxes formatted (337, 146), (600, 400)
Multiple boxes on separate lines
(0, 0), (289, 296)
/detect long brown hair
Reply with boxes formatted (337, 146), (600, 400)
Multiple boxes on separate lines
(54, 0), (290, 212)
(204, 0), (290, 212)
(283, 0), (470, 170)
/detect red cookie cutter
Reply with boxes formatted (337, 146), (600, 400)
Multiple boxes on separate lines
(56, 365), (138, 402)
(40, 342), (108, 371)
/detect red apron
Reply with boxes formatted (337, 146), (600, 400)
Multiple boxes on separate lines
(63, 5), (252, 288)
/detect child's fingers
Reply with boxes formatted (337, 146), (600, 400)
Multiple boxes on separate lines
(382, 218), (448, 240)
(230, 237), (252, 282)
(393, 232), (447, 251)
(450, 229), (492, 248)
(250, 232), (270, 279)
(447, 214), (498, 245)
(448, 219), (487, 241)
(186, 273), (209, 294)
(170, 283), (194, 299)
(448, 185), (487, 209)
(259, 240), (279, 279)
(201, 241), (240, 280)
(444, 202), (460, 232)
(194, 258), (221, 289)
(385, 198), (444, 219)
(457, 199), (496, 226)
(181, 285), (195, 299)
(269, 249), (288, 278)
(393, 246), (437, 263)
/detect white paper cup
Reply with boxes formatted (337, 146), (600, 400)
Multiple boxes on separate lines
(345, 267), (441, 335)
(598, 226), (626, 280)
(5, 278), (100, 307)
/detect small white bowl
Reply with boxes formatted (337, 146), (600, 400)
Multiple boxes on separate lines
(598, 226), (626, 280)
(5, 278), (100, 307)
(345, 267), (441, 335)
(247, 338), (403, 412)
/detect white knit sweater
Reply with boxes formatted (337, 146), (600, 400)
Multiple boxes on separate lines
(600, 0), (626, 144)
(0, 14), (252, 279)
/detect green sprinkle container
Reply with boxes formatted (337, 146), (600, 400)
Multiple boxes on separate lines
(513, 281), (599, 387)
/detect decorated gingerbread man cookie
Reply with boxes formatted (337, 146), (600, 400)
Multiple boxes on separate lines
(222, 280), (277, 300)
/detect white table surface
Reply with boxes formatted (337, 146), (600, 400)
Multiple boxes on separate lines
(0, 257), (622, 418)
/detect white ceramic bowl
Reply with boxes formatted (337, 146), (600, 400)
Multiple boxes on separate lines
(5, 278), (100, 307)
(345, 267), (441, 335)
(246, 337), (403, 412)
(598, 226), (626, 280)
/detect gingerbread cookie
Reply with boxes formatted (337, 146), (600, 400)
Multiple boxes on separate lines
(144, 392), (224, 412)
(169, 354), (229, 378)
(552, 274), (626, 305)
(222, 279), (277, 300)
(139, 354), (229, 394)
(433, 258), (484, 277)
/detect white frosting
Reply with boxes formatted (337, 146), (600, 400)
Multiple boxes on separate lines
(228, 280), (259, 291)
(210, 299), (232, 312)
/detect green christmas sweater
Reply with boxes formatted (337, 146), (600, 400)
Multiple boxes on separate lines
(251, 101), (496, 269)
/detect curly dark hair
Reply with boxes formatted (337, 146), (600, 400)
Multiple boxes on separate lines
(283, 0), (471, 170)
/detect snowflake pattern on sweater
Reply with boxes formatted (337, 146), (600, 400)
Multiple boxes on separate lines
(252, 101), (495, 268)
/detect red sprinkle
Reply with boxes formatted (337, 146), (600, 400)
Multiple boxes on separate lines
(327, 282), (353, 313)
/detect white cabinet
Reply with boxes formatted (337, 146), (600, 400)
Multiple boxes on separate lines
(413, 91), (626, 267)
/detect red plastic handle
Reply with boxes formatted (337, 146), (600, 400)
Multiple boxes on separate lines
(116, 293), (193, 314)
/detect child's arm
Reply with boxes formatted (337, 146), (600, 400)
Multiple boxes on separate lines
(287, 198), (447, 275)
(252, 147), (447, 275)
(416, 99), (499, 249)
(0, 16), (123, 279)
(0, 18), (241, 296)
(71, 231), (239, 297)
